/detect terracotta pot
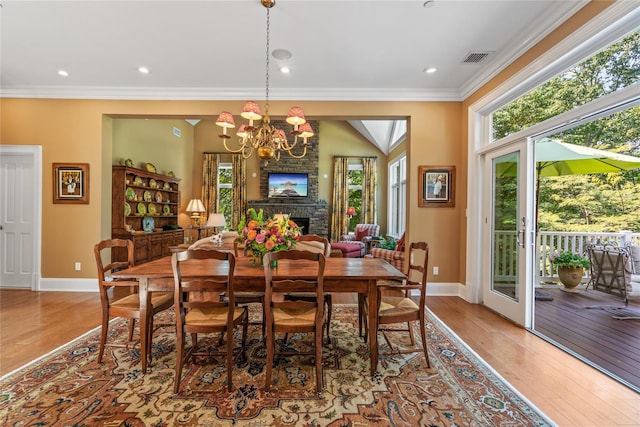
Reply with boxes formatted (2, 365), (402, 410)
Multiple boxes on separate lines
(558, 267), (584, 289)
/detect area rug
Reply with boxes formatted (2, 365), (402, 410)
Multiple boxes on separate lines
(0, 305), (555, 426)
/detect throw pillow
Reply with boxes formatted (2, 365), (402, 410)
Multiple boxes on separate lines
(355, 228), (367, 241)
(396, 232), (406, 252)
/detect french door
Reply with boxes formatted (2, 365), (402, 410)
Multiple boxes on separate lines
(482, 139), (535, 327)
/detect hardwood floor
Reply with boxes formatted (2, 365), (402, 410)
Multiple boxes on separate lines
(1, 289), (638, 426)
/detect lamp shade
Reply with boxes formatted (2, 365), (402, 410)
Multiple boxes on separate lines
(215, 112), (235, 128)
(186, 199), (206, 213)
(346, 207), (357, 217)
(285, 106), (306, 126)
(206, 213), (227, 228)
(298, 122), (314, 138)
(240, 101), (262, 121)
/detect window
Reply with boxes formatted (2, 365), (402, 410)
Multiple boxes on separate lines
(491, 30), (639, 141)
(388, 155), (406, 238)
(347, 163), (363, 232)
(218, 162), (232, 227)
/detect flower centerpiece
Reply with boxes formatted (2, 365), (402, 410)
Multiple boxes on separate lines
(237, 208), (302, 266)
(549, 250), (590, 290)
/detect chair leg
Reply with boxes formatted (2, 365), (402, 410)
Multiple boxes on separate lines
(419, 318), (430, 368)
(127, 318), (135, 342)
(265, 327), (274, 391)
(174, 326), (185, 394)
(315, 323), (323, 393)
(325, 295), (332, 345)
(226, 325), (234, 392)
(98, 311), (110, 363)
(407, 321), (416, 347)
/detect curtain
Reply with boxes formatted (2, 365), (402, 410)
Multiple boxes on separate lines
(231, 154), (247, 230)
(330, 157), (350, 242)
(201, 153), (220, 224)
(361, 157), (377, 224)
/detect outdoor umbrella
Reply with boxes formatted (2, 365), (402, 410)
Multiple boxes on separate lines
(497, 137), (640, 220)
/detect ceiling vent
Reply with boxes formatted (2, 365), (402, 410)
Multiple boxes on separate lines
(463, 52), (490, 64)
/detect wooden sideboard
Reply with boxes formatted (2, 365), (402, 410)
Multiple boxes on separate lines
(111, 165), (184, 264)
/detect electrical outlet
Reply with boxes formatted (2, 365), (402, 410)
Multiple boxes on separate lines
(75, 262), (81, 271)
(433, 266), (439, 275)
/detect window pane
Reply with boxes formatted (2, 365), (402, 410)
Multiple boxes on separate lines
(492, 30), (640, 141)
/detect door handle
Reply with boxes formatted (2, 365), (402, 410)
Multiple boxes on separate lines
(516, 216), (526, 248)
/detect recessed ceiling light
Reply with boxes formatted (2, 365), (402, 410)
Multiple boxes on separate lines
(424, 67), (437, 74)
(280, 66), (290, 74)
(57, 69), (69, 77)
(138, 66), (151, 74)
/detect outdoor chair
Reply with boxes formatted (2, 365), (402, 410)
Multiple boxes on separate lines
(171, 249), (249, 393)
(585, 243), (640, 319)
(94, 239), (174, 365)
(263, 250), (326, 393)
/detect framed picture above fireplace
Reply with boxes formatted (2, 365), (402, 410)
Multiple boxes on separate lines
(268, 172), (308, 198)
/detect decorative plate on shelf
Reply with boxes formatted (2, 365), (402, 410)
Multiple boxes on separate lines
(163, 204), (171, 215)
(137, 203), (147, 215)
(155, 191), (163, 203)
(125, 187), (135, 201)
(163, 182), (171, 190)
(134, 176), (143, 186)
(167, 171), (175, 177)
(148, 203), (157, 215)
(149, 179), (157, 189)
(142, 216), (155, 232)
(143, 190), (152, 202)
(124, 202), (131, 216)
(145, 163), (157, 173)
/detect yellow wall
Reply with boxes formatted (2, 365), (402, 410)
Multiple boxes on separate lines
(0, 1), (612, 285)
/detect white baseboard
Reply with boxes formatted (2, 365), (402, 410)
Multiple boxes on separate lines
(39, 278), (98, 292)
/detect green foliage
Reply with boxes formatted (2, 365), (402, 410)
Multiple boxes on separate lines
(549, 250), (590, 269)
(491, 31), (640, 233)
(379, 236), (397, 250)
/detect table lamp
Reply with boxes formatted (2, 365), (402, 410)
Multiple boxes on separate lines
(206, 213), (227, 244)
(186, 199), (206, 227)
(346, 207), (357, 218)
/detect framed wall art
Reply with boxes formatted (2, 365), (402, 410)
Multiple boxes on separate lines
(53, 163), (89, 204)
(418, 165), (455, 208)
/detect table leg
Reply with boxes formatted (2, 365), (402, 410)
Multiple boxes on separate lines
(368, 279), (378, 376)
(139, 277), (150, 373)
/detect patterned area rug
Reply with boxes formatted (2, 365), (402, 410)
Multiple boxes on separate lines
(0, 305), (554, 426)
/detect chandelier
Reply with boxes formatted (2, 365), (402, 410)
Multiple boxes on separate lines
(215, 0), (314, 164)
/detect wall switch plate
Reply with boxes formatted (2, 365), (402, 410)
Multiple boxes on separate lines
(433, 266), (439, 275)
(75, 262), (81, 271)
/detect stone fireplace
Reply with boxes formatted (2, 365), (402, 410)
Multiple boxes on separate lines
(247, 120), (330, 238)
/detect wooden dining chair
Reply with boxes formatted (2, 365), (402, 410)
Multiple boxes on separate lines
(232, 239), (266, 335)
(284, 234), (333, 344)
(93, 238), (173, 365)
(171, 249), (249, 393)
(263, 250), (326, 393)
(375, 241), (431, 368)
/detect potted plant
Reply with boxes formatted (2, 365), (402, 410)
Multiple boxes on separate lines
(549, 250), (590, 291)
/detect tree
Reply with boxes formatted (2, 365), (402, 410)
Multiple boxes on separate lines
(492, 30), (640, 232)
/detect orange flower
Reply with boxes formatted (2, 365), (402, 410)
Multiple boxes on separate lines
(247, 229), (258, 241)
(264, 239), (275, 251)
(248, 220), (259, 229)
(288, 219), (297, 228)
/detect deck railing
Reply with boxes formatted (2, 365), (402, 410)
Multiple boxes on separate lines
(493, 230), (640, 284)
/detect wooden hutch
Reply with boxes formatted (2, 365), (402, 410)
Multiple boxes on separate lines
(111, 165), (184, 264)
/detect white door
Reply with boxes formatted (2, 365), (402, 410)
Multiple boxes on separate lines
(482, 139), (535, 327)
(0, 146), (41, 289)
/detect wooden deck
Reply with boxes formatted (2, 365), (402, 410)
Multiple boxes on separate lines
(533, 286), (640, 392)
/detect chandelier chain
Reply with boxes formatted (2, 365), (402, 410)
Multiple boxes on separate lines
(265, 7), (270, 112)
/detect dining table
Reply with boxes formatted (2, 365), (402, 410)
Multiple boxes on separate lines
(111, 254), (406, 375)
